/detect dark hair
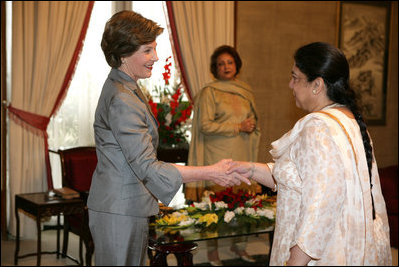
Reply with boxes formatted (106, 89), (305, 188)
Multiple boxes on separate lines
(210, 45), (242, 79)
(294, 42), (375, 216)
(101, 11), (163, 68)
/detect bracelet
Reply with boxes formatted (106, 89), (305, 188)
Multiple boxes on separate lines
(272, 182), (277, 192)
(249, 162), (255, 179)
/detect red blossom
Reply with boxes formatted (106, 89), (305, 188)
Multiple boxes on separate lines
(149, 56), (192, 147)
(208, 188), (260, 210)
(162, 72), (171, 85)
(148, 99), (158, 118)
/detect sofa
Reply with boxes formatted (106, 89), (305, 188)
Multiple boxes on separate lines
(378, 165), (398, 248)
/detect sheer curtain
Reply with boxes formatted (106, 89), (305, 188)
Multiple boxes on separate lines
(47, 2), (112, 189)
(8, 1), (93, 239)
(166, 1), (235, 100)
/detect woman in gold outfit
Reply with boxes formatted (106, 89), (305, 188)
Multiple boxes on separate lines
(186, 45), (261, 265)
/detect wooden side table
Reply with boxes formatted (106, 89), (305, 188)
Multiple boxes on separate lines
(14, 192), (85, 266)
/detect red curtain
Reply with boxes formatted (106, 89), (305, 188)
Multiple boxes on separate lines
(165, 1), (193, 103)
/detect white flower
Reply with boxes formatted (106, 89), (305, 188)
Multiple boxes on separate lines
(245, 207), (256, 216)
(245, 198), (256, 206)
(165, 112), (172, 126)
(234, 207), (244, 215)
(214, 201), (228, 210)
(180, 210), (188, 215)
(202, 190), (215, 198)
(181, 118), (192, 127)
(201, 195), (212, 205)
(179, 217), (195, 226)
(224, 211), (235, 223)
(160, 94), (170, 104)
(257, 207), (276, 219)
(179, 227), (195, 235)
(193, 201), (210, 211)
(171, 211), (184, 217)
(258, 208), (274, 219)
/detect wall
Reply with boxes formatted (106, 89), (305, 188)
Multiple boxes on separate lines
(236, 1), (398, 167)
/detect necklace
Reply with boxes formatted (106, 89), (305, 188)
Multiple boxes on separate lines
(321, 102), (344, 110)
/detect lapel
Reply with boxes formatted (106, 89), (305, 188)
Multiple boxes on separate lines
(110, 68), (159, 128)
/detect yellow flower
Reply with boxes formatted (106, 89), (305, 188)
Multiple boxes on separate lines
(198, 213), (218, 227)
(255, 194), (268, 201)
(156, 212), (190, 226)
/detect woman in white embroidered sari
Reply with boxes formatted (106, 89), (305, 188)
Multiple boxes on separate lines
(228, 42), (392, 265)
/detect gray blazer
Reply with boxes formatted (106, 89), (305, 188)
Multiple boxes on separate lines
(87, 68), (182, 217)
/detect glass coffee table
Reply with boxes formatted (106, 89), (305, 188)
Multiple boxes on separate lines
(148, 216), (274, 266)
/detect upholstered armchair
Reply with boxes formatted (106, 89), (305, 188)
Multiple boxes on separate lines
(379, 165), (398, 248)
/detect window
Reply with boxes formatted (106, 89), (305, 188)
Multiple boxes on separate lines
(47, 1), (186, 208)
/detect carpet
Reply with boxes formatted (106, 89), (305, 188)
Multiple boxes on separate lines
(194, 254), (270, 266)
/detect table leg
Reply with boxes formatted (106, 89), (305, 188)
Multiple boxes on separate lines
(14, 204), (20, 265)
(56, 214), (60, 258)
(175, 251), (194, 266)
(36, 213), (41, 266)
(152, 251), (168, 266)
(149, 242), (197, 266)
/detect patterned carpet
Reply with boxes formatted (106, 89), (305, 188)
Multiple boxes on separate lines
(194, 254), (270, 266)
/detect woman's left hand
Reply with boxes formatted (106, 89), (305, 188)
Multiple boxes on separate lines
(210, 159), (251, 187)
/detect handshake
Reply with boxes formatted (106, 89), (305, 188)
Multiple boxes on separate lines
(207, 159), (256, 188)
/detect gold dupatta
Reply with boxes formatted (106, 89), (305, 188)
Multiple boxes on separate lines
(185, 79), (261, 201)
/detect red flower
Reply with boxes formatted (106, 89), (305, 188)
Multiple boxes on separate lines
(148, 99), (158, 118)
(162, 72), (171, 85)
(145, 56), (193, 148)
(209, 188), (261, 211)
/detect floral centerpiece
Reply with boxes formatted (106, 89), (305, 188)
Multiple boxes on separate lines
(154, 188), (276, 231)
(140, 56), (192, 149)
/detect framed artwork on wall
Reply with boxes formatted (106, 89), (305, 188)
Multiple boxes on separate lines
(338, 1), (392, 125)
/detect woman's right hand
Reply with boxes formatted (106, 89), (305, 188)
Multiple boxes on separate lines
(228, 161), (276, 190)
(240, 118), (256, 133)
(226, 160), (253, 178)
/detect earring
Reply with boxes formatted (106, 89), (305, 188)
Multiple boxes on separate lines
(312, 89), (317, 94)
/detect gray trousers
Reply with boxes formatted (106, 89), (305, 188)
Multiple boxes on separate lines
(88, 209), (149, 266)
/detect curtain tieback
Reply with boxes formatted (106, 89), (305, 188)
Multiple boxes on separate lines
(7, 104), (50, 131)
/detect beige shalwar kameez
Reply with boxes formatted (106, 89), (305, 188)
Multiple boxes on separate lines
(186, 79), (261, 201)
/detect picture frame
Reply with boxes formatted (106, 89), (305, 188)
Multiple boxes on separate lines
(337, 1), (391, 125)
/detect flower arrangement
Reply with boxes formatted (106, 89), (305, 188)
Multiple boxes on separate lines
(143, 56), (193, 148)
(154, 188), (276, 230)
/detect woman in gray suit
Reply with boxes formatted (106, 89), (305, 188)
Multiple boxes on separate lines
(87, 10), (250, 266)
